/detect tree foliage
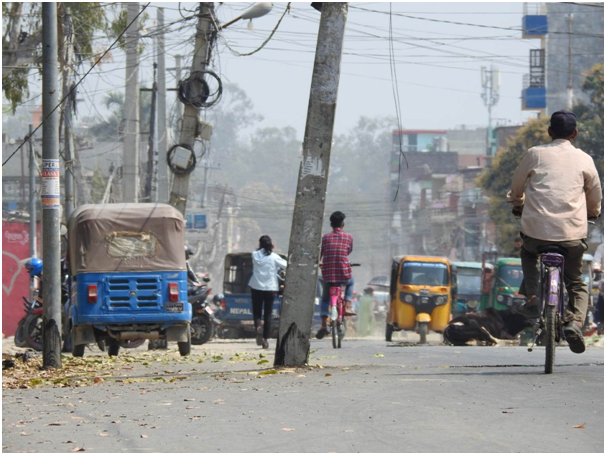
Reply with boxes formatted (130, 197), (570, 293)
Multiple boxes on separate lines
(88, 90), (153, 140)
(575, 62), (604, 180)
(89, 165), (107, 204)
(2, 2), (109, 113)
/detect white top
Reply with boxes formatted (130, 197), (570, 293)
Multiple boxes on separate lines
(248, 249), (288, 292)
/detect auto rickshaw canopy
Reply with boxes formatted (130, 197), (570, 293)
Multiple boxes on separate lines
(67, 203), (186, 275)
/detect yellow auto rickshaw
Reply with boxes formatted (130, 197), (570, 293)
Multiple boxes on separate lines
(385, 255), (457, 344)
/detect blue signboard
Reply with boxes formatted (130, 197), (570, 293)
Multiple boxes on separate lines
(185, 214), (193, 229)
(193, 214), (207, 230)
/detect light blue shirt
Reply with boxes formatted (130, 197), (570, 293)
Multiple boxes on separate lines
(248, 249), (287, 292)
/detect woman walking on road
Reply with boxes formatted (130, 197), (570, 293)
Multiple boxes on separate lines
(249, 235), (287, 349)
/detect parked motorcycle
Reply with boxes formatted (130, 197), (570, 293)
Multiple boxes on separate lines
(17, 258), (72, 352)
(189, 277), (220, 345)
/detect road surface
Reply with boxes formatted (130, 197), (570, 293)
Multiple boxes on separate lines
(2, 336), (604, 453)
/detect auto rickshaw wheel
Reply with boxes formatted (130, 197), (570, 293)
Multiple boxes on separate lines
(72, 343), (85, 357)
(385, 323), (393, 342)
(70, 322), (85, 357)
(419, 322), (428, 344)
(107, 339), (120, 357)
(178, 329), (191, 356)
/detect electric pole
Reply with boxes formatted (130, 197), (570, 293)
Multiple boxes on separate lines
(169, 3), (216, 215)
(172, 54), (183, 144)
(144, 63), (158, 201)
(274, 3), (348, 367)
(156, 7), (169, 202)
(28, 124), (37, 258)
(61, 7), (75, 218)
(480, 65), (500, 156)
(566, 13), (574, 110)
(41, 2), (62, 369)
(123, 2), (141, 203)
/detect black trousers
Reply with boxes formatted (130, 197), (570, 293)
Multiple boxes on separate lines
(251, 289), (275, 339)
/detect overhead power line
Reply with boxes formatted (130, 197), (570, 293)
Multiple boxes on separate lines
(349, 5), (604, 38)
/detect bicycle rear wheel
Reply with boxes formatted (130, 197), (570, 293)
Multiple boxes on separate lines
(544, 266), (561, 374)
(545, 305), (556, 374)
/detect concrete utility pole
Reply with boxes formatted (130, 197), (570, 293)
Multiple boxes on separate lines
(144, 64), (158, 201)
(169, 3), (215, 215)
(28, 125), (37, 258)
(21, 137), (26, 208)
(172, 54), (184, 144)
(274, 3), (348, 367)
(566, 13), (574, 110)
(123, 2), (141, 203)
(62, 7), (75, 218)
(41, 2), (62, 369)
(156, 7), (169, 202)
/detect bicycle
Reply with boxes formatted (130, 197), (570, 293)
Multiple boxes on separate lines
(526, 245), (568, 374)
(327, 264), (360, 349)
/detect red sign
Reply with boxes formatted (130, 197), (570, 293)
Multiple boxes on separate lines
(2, 221), (39, 337)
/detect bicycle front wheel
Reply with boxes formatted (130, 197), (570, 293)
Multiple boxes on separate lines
(545, 305), (557, 374)
(331, 320), (337, 349)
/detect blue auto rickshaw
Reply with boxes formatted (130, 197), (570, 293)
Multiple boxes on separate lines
(67, 203), (191, 357)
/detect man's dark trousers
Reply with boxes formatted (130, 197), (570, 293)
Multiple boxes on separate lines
(520, 235), (588, 324)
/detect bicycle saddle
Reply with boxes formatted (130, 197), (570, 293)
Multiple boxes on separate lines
(537, 245), (568, 255)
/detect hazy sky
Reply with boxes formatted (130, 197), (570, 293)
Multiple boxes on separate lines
(9, 2), (554, 137)
(212, 1), (541, 134)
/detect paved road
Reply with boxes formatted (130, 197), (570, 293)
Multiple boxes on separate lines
(2, 337), (603, 453)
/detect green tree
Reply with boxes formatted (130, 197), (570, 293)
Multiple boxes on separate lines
(575, 62), (604, 180)
(477, 117), (550, 252)
(89, 165), (107, 203)
(88, 90), (152, 140)
(2, 2), (109, 113)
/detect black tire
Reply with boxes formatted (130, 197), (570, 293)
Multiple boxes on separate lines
(14, 318), (28, 348)
(70, 323), (85, 357)
(62, 328), (73, 353)
(191, 316), (213, 345)
(419, 322), (428, 345)
(331, 320), (337, 349)
(178, 328), (191, 356)
(545, 305), (557, 374)
(72, 343), (85, 357)
(119, 339), (145, 349)
(23, 313), (43, 351)
(385, 323), (393, 342)
(107, 340), (120, 357)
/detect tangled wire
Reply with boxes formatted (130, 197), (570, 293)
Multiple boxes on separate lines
(177, 70), (223, 108)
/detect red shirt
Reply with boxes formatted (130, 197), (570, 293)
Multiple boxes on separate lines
(320, 228), (353, 283)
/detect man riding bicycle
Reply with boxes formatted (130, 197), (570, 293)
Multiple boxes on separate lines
(316, 211), (355, 339)
(508, 110), (602, 354)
